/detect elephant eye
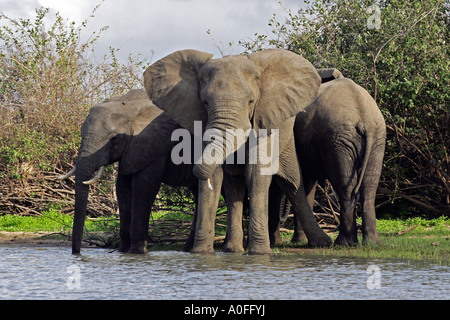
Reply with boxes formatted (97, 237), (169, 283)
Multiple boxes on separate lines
(203, 100), (209, 107)
(249, 99), (254, 104)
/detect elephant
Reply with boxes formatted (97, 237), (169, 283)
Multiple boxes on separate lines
(58, 89), (210, 254)
(269, 69), (386, 246)
(144, 49), (332, 255)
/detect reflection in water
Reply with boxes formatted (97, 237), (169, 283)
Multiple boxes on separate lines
(0, 246), (448, 299)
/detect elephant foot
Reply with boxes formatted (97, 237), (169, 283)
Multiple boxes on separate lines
(118, 237), (131, 253)
(182, 242), (192, 252)
(248, 243), (272, 255)
(183, 237), (194, 252)
(118, 244), (130, 253)
(307, 233), (333, 248)
(362, 233), (381, 246)
(127, 240), (149, 254)
(222, 241), (245, 253)
(269, 232), (283, 246)
(334, 233), (358, 247)
(272, 237), (283, 246)
(191, 249), (215, 254)
(291, 231), (308, 244)
(191, 244), (215, 254)
(127, 247), (148, 254)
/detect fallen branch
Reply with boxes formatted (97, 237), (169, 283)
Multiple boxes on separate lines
(377, 187), (437, 212)
(381, 224), (420, 237)
(395, 224), (420, 236)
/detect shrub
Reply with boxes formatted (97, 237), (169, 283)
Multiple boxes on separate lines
(240, 0), (449, 217)
(0, 5), (149, 216)
(0, 6), (148, 173)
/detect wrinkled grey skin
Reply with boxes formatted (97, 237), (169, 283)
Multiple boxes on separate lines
(270, 71), (386, 246)
(61, 90), (203, 254)
(144, 49), (332, 254)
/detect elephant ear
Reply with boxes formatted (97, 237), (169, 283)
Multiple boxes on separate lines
(144, 49), (214, 133)
(106, 89), (149, 103)
(248, 49), (321, 130)
(317, 68), (344, 83)
(120, 109), (181, 175)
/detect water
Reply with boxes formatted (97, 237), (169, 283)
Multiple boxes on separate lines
(0, 245), (448, 300)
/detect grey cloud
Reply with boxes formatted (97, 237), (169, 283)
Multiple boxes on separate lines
(1, 0), (303, 63)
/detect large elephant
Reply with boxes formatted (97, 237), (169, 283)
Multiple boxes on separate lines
(144, 49), (332, 254)
(270, 70), (386, 246)
(59, 90), (210, 254)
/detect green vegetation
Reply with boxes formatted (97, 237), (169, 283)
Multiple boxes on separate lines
(0, 6), (147, 175)
(376, 216), (449, 234)
(240, 0), (449, 217)
(0, 5), (150, 217)
(276, 217), (450, 264)
(0, 209), (117, 233)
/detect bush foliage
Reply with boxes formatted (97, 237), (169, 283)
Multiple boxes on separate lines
(240, 0), (449, 217)
(0, 6), (147, 174)
(0, 6), (149, 216)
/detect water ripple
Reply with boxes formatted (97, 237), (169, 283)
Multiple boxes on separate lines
(0, 246), (448, 299)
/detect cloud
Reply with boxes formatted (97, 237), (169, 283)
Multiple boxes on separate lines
(86, 0), (300, 61)
(0, 0), (42, 18)
(1, 0), (302, 62)
(38, 0), (92, 23)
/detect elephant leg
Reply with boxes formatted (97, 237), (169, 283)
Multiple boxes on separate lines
(116, 173), (133, 253)
(268, 181), (284, 246)
(305, 180), (317, 210)
(291, 179), (316, 243)
(129, 162), (165, 254)
(360, 145), (384, 244)
(328, 154), (359, 246)
(360, 180), (381, 245)
(183, 185), (198, 252)
(246, 165), (273, 255)
(334, 187), (358, 246)
(291, 210), (307, 244)
(282, 178), (332, 248)
(191, 168), (223, 254)
(222, 173), (246, 253)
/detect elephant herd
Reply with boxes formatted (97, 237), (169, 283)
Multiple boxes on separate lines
(58, 49), (386, 255)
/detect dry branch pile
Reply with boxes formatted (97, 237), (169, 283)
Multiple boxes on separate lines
(0, 169), (117, 217)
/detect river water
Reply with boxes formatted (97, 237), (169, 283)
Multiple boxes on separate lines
(0, 245), (448, 300)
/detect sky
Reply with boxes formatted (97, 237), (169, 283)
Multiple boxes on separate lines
(0, 0), (305, 63)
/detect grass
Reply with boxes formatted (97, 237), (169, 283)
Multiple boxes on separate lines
(0, 209), (118, 233)
(275, 216), (450, 265)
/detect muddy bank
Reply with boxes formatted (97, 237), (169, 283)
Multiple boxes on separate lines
(0, 231), (71, 247)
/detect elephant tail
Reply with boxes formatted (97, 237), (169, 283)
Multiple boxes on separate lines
(279, 195), (292, 224)
(353, 130), (373, 199)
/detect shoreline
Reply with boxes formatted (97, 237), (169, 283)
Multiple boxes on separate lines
(0, 231), (72, 247)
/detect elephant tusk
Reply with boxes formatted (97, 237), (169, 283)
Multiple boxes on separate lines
(58, 166), (76, 180)
(206, 178), (213, 190)
(83, 166), (105, 185)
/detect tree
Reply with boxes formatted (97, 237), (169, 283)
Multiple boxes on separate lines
(0, 6), (149, 217)
(241, 0), (449, 217)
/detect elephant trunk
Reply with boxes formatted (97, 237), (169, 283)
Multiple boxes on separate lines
(193, 103), (251, 181)
(72, 156), (96, 254)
